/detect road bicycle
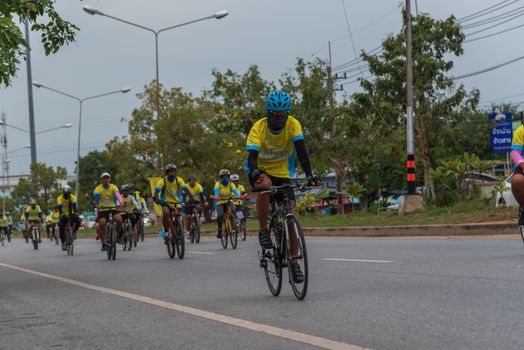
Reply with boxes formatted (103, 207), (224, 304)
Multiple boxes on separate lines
(0, 227), (5, 247)
(105, 212), (117, 260)
(187, 201), (201, 244)
(64, 216), (75, 256)
(29, 222), (41, 250)
(235, 201), (248, 241)
(137, 213), (145, 242)
(165, 206), (185, 259)
(122, 214), (134, 251)
(256, 183), (310, 300)
(218, 198), (240, 249)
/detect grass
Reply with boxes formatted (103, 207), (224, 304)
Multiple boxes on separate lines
(11, 201), (514, 238)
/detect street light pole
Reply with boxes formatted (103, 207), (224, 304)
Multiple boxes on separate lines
(83, 6), (228, 117)
(32, 81), (131, 198)
(406, 0), (415, 195)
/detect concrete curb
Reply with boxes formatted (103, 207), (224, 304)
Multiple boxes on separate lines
(77, 221), (518, 239)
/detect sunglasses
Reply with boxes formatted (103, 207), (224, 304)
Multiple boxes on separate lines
(268, 110), (288, 117)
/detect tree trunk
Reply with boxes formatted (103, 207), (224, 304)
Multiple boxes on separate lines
(413, 108), (435, 198)
(329, 157), (348, 215)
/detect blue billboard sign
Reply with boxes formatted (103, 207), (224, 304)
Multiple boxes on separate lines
(489, 112), (512, 154)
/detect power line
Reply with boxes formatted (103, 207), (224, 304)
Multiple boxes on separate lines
(332, 45), (382, 71)
(452, 54), (524, 80)
(464, 10), (524, 36)
(458, 0), (517, 23)
(465, 21), (524, 42)
(461, 5), (524, 29)
(340, 0), (364, 78)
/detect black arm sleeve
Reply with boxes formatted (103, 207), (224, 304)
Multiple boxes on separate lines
(247, 150), (259, 187)
(294, 139), (313, 178)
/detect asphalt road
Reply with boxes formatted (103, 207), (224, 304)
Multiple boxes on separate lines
(1, 234), (524, 350)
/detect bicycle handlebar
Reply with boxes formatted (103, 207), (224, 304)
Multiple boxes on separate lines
(251, 183), (313, 194)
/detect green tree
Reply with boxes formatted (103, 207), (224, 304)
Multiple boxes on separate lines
(353, 12), (479, 198)
(11, 177), (37, 207)
(78, 150), (116, 209)
(0, 0), (79, 86)
(30, 162), (66, 210)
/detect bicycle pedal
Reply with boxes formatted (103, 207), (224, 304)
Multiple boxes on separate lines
(260, 259), (268, 269)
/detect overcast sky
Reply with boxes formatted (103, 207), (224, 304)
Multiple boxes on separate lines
(0, 0), (521, 175)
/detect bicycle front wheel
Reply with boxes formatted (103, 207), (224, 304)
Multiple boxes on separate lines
(230, 214), (238, 249)
(285, 216), (308, 300)
(194, 217), (200, 243)
(264, 220), (283, 296)
(240, 220), (247, 241)
(176, 219), (185, 259)
(109, 224), (117, 260)
(67, 226), (74, 256)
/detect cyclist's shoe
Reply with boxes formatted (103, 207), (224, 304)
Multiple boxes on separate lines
(163, 236), (169, 245)
(7, 236), (11, 243)
(216, 231), (222, 239)
(519, 208), (524, 226)
(258, 228), (273, 249)
(290, 263), (305, 284)
(101, 243), (107, 252)
(96, 234), (100, 241)
(61, 242), (66, 251)
(38, 238), (42, 243)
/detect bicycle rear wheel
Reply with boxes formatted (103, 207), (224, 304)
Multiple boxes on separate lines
(263, 219), (283, 296)
(0, 231), (4, 246)
(285, 216), (308, 300)
(126, 224), (133, 251)
(220, 230), (228, 249)
(230, 213), (238, 249)
(176, 219), (185, 259)
(520, 225), (524, 245)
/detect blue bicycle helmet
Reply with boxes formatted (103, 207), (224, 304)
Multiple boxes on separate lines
(266, 90), (292, 111)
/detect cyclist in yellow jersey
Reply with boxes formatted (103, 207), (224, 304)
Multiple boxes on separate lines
(213, 169), (241, 239)
(57, 185), (81, 251)
(245, 90), (321, 283)
(6, 211), (13, 241)
(154, 164), (192, 242)
(120, 184), (139, 242)
(93, 172), (124, 251)
(231, 173), (249, 219)
(0, 213), (9, 243)
(25, 198), (43, 243)
(45, 207), (59, 241)
(182, 175), (208, 238)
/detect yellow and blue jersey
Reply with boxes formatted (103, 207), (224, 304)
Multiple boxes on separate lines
(213, 181), (239, 205)
(245, 115), (304, 178)
(93, 184), (120, 211)
(155, 176), (186, 207)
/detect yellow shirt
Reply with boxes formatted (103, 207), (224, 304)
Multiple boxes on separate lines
(94, 184), (120, 211)
(186, 183), (204, 200)
(121, 195), (138, 214)
(213, 181), (239, 205)
(57, 194), (77, 216)
(246, 115), (304, 178)
(155, 176), (186, 208)
(234, 184), (246, 205)
(25, 205), (43, 221)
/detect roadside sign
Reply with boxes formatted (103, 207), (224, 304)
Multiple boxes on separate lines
(489, 112), (512, 153)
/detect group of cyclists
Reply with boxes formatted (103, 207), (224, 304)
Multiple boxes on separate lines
(4, 90), (320, 285)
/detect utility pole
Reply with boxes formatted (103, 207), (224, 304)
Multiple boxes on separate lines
(24, 19), (37, 165)
(1, 113), (7, 216)
(400, 0), (424, 214)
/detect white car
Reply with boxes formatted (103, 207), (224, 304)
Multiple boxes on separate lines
(143, 215), (152, 227)
(495, 175), (519, 208)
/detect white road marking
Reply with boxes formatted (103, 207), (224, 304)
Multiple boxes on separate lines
(321, 258), (395, 264)
(186, 251), (216, 255)
(0, 262), (370, 350)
